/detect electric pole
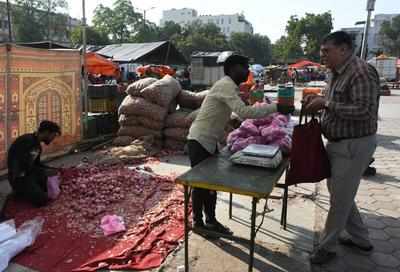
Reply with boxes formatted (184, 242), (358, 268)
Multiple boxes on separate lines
(361, 0), (376, 60)
(82, 0), (88, 137)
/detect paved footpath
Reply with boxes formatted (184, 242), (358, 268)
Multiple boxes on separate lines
(312, 114), (400, 272)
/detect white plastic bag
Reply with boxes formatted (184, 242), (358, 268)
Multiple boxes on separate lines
(0, 220), (16, 244)
(0, 217), (44, 271)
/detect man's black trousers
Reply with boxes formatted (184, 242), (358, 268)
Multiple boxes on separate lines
(9, 167), (48, 207)
(187, 140), (217, 224)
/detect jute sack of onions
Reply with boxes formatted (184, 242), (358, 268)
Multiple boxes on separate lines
(139, 75), (182, 107)
(118, 96), (168, 122)
(118, 125), (162, 139)
(125, 77), (158, 96)
(165, 108), (199, 128)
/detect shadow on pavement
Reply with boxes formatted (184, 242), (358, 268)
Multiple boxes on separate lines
(377, 134), (400, 151)
(364, 173), (400, 187)
(209, 236), (310, 272)
(230, 215), (314, 253)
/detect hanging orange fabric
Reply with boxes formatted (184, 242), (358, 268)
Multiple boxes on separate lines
(239, 71), (255, 103)
(85, 52), (120, 78)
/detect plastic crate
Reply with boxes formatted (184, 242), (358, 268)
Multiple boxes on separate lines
(88, 85), (110, 98)
(89, 98), (117, 113)
(96, 113), (118, 135)
(84, 115), (98, 139)
(87, 84), (118, 98)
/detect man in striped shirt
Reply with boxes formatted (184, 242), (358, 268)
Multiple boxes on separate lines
(304, 31), (380, 264)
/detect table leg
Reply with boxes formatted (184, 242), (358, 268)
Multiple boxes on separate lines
(249, 197), (257, 272)
(229, 193), (233, 219)
(184, 185), (189, 272)
(283, 186), (288, 230)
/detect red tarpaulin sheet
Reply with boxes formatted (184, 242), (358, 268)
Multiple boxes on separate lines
(4, 165), (188, 272)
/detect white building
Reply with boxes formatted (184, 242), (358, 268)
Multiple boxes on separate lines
(160, 8), (253, 37)
(341, 13), (399, 59)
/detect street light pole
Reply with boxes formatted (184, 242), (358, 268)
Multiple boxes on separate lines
(361, 0), (376, 60)
(143, 9), (146, 30)
(82, 0), (88, 138)
(141, 7), (155, 30)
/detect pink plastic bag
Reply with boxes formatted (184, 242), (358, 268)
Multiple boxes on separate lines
(100, 215), (126, 236)
(227, 130), (246, 147)
(47, 176), (61, 200)
(252, 116), (273, 127)
(240, 120), (259, 136)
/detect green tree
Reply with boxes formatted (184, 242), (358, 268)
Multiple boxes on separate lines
(12, 0), (69, 42)
(298, 13), (333, 60)
(230, 32), (272, 65)
(158, 21), (182, 41)
(174, 21), (229, 59)
(379, 15), (400, 56)
(92, 0), (142, 43)
(272, 12), (333, 63)
(131, 19), (184, 43)
(70, 26), (110, 46)
(132, 23), (161, 43)
(272, 35), (303, 63)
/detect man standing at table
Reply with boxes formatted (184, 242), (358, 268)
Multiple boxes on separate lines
(304, 31), (380, 264)
(187, 54), (295, 235)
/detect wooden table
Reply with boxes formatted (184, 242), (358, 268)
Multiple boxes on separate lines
(175, 154), (289, 272)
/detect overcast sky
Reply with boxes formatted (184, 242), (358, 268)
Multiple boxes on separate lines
(66, 0), (400, 42)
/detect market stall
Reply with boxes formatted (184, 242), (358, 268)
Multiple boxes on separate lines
(95, 41), (187, 65)
(85, 52), (120, 78)
(264, 65), (286, 85)
(84, 53), (124, 139)
(289, 60), (323, 82)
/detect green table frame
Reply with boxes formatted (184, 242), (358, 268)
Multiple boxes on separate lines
(176, 155), (289, 272)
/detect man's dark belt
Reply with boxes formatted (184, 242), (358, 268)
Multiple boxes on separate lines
(328, 134), (374, 142)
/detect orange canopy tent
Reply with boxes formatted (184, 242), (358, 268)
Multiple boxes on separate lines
(85, 52), (120, 78)
(289, 60), (321, 69)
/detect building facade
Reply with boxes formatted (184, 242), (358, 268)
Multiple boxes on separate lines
(342, 13), (399, 59)
(160, 8), (253, 37)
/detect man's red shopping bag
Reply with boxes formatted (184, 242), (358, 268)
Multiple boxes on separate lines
(286, 111), (331, 185)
